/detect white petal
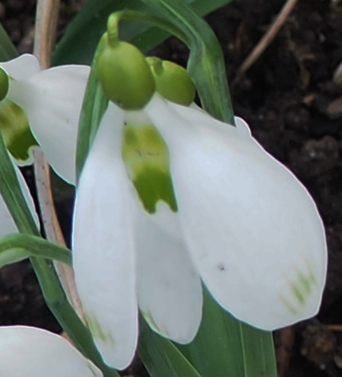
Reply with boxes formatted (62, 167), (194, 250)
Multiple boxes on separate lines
(0, 54), (40, 81)
(0, 326), (102, 376)
(73, 104), (138, 369)
(8, 65), (90, 184)
(147, 97), (327, 330)
(135, 201), (202, 343)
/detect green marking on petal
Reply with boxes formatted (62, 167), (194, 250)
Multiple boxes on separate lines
(279, 294), (299, 315)
(141, 309), (170, 337)
(122, 121), (178, 214)
(290, 281), (306, 305)
(0, 99), (38, 161)
(141, 309), (162, 333)
(0, 67), (9, 101)
(282, 264), (318, 311)
(297, 268), (316, 295)
(85, 312), (115, 345)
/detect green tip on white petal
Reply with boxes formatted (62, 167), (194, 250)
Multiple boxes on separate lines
(136, 202), (202, 343)
(97, 36), (155, 110)
(8, 65), (90, 184)
(0, 326), (102, 376)
(122, 111), (178, 213)
(0, 99), (38, 163)
(147, 58), (196, 106)
(146, 96), (327, 330)
(0, 67), (9, 101)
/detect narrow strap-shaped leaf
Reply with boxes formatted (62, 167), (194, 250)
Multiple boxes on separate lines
(178, 289), (277, 377)
(52, 0), (234, 66)
(0, 22), (18, 61)
(139, 318), (203, 377)
(76, 37), (108, 182)
(0, 233), (72, 268)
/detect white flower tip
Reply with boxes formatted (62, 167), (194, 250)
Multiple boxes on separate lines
(141, 302), (201, 345)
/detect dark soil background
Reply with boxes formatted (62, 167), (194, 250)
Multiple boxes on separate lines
(0, 0), (341, 376)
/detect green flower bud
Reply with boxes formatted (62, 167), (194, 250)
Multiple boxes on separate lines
(97, 34), (155, 110)
(147, 57), (196, 106)
(0, 67), (9, 102)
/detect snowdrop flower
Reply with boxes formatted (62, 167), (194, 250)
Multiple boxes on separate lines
(72, 35), (327, 369)
(0, 326), (102, 376)
(0, 54), (90, 184)
(0, 54), (89, 246)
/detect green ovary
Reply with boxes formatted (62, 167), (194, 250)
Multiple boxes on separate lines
(122, 123), (178, 214)
(0, 99), (38, 161)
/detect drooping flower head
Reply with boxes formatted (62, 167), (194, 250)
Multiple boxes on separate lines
(0, 54), (90, 184)
(72, 24), (327, 370)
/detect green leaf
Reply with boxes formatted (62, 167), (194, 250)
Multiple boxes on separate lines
(0, 23), (17, 61)
(76, 36), (108, 182)
(178, 290), (277, 377)
(139, 318), (203, 377)
(0, 233), (72, 268)
(52, 0), (233, 66)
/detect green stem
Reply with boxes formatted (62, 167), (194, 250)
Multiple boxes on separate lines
(0, 233), (72, 266)
(0, 131), (119, 377)
(108, 10), (187, 42)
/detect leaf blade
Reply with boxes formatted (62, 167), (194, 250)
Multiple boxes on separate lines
(52, 0), (234, 66)
(139, 318), (203, 377)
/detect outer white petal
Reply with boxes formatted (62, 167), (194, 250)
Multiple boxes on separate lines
(8, 65), (90, 184)
(0, 326), (102, 376)
(147, 96), (327, 330)
(0, 54), (40, 81)
(73, 104), (138, 369)
(135, 201), (202, 343)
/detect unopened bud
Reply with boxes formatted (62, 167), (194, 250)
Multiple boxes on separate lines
(97, 35), (155, 110)
(147, 58), (195, 106)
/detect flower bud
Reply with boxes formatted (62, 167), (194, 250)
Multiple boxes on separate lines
(0, 67), (9, 102)
(147, 58), (195, 106)
(97, 35), (155, 110)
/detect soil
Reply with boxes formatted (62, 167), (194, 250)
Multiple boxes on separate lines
(0, 0), (342, 376)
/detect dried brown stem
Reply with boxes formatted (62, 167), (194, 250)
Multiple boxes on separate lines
(238, 0), (299, 74)
(33, 0), (84, 317)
